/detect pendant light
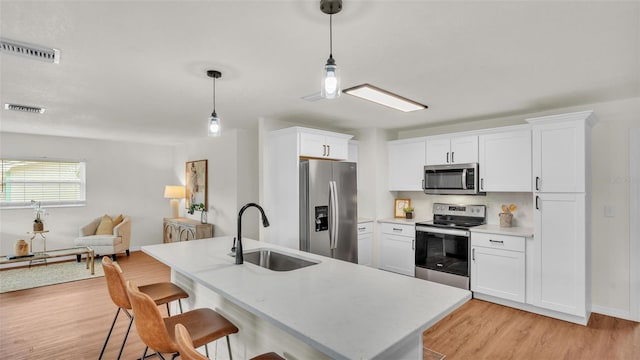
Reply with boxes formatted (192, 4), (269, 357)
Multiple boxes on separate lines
(320, 0), (342, 99)
(207, 70), (222, 137)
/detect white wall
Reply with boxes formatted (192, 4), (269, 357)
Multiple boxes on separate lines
(174, 128), (260, 240)
(0, 132), (174, 254)
(393, 96), (640, 319)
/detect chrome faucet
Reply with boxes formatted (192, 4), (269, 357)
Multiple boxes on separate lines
(235, 203), (270, 264)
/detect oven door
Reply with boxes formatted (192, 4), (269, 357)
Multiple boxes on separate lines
(415, 226), (470, 289)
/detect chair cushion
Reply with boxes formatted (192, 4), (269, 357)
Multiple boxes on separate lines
(96, 215), (114, 235)
(112, 214), (124, 227)
(75, 235), (122, 246)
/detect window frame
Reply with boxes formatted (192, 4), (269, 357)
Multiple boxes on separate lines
(0, 158), (87, 209)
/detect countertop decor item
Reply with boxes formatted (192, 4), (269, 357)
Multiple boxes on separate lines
(187, 202), (207, 224)
(14, 239), (29, 256)
(403, 206), (414, 219)
(30, 200), (45, 231)
(394, 198), (411, 218)
(499, 203), (517, 227)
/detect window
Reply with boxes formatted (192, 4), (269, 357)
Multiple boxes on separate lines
(1, 159), (86, 207)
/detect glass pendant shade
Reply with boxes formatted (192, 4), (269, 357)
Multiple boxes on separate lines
(321, 57), (341, 99)
(208, 112), (221, 137)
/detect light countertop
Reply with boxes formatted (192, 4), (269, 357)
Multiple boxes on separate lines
(142, 237), (470, 360)
(471, 224), (534, 237)
(377, 217), (426, 225)
(357, 217), (374, 223)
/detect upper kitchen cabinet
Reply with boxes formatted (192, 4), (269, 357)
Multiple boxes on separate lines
(527, 111), (597, 193)
(478, 127), (532, 192)
(425, 135), (478, 165)
(299, 128), (352, 160)
(388, 138), (426, 191)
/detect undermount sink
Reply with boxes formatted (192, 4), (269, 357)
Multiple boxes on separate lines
(243, 248), (319, 271)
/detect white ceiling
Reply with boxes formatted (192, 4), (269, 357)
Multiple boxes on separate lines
(1, 1), (638, 145)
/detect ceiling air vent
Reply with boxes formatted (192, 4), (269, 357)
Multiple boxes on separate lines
(4, 103), (46, 114)
(0, 38), (60, 64)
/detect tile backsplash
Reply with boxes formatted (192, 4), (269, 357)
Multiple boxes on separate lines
(397, 192), (534, 228)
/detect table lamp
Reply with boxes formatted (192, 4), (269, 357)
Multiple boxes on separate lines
(164, 185), (185, 218)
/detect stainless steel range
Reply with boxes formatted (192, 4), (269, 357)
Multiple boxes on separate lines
(415, 203), (486, 289)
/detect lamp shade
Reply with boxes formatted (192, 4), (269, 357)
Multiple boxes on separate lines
(164, 185), (185, 199)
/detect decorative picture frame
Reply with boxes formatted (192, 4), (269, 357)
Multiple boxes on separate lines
(394, 198), (411, 218)
(185, 159), (208, 209)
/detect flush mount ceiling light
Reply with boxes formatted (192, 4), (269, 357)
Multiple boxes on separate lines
(0, 38), (60, 64)
(206, 70), (222, 137)
(4, 103), (46, 114)
(320, 0), (342, 99)
(343, 84), (428, 112)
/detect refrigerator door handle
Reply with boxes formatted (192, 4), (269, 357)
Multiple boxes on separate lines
(328, 182), (334, 250)
(329, 181), (339, 250)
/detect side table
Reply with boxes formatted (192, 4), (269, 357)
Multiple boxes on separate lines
(28, 230), (49, 267)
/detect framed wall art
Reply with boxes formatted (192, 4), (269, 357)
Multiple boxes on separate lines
(185, 159), (208, 209)
(394, 198), (411, 218)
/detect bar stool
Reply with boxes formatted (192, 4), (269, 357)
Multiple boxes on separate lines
(100, 256), (189, 360)
(127, 280), (239, 360)
(174, 323), (285, 360)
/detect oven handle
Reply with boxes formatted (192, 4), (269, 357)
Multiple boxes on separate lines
(416, 226), (470, 237)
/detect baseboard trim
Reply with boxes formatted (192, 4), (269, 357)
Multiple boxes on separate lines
(591, 304), (637, 322)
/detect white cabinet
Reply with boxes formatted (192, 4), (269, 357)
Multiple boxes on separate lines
(379, 222), (415, 276)
(471, 232), (526, 303)
(388, 139), (426, 191)
(357, 221), (373, 266)
(531, 193), (586, 316)
(425, 135), (478, 165)
(300, 131), (350, 160)
(528, 112), (595, 193)
(478, 128), (532, 192)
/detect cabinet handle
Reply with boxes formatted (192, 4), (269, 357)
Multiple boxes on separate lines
(480, 178), (484, 190)
(535, 176), (540, 191)
(392, 227), (402, 232)
(412, 239), (415, 250)
(451, 151), (455, 163)
(489, 239), (504, 244)
(327, 145), (330, 157)
(446, 152), (450, 163)
(322, 145), (327, 156)
(472, 248), (475, 261)
(358, 227), (366, 231)
(535, 195), (540, 210)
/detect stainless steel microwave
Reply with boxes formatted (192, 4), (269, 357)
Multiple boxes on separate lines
(422, 163), (484, 195)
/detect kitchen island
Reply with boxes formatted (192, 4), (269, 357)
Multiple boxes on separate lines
(142, 237), (470, 360)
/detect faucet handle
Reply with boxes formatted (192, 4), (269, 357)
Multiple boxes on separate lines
(231, 237), (236, 253)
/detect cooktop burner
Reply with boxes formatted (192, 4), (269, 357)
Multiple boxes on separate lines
(416, 203), (487, 230)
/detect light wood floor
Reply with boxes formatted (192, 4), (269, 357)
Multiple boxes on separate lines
(1, 252), (638, 359)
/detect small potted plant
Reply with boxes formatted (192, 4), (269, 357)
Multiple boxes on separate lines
(403, 206), (415, 219)
(188, 203), (208, 223)
(500, 204), (517, 227)
(31, 200), (45, 231)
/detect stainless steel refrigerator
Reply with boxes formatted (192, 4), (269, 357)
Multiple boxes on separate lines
(300, 159), (358, 263)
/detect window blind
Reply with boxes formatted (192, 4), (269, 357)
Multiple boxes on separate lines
(1, 159), (86, 206)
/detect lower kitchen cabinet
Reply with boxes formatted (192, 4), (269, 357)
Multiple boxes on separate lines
(357, 221), (373, 267)
(471, 232), (526, 303)
(163, 218), (213, 243)
(379, 222), (415, 276)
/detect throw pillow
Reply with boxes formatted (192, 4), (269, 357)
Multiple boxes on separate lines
(112, 214), (124, 227)
(95, 215), (114, 235)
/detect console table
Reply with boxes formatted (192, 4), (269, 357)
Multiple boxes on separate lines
(163, 218), (213, 243)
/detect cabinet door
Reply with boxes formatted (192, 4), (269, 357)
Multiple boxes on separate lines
(379, 233), (415, 276)
(479, 130), (532, 192)
(299, 132), (327, 158)
(425, 138), (451, 165)
(450, 135), (478, 164)
(324, 135), (349, 160)
(358, 232), (373, 266)
(388, 140), (426, 191)
(532, 122), (585, 193)
(531, 193), (586, 316)
(471, 246), (525, 302)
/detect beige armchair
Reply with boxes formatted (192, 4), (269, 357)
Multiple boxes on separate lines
(74, 215), (131, 261)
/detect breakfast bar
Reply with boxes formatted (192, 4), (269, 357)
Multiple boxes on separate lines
(143, 236), (471, 359)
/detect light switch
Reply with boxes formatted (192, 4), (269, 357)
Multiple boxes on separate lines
(604, 205), (615, 217)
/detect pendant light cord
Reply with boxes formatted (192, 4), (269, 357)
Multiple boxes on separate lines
(329, 14), (333, 57)
(212, 76), (216, 113)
